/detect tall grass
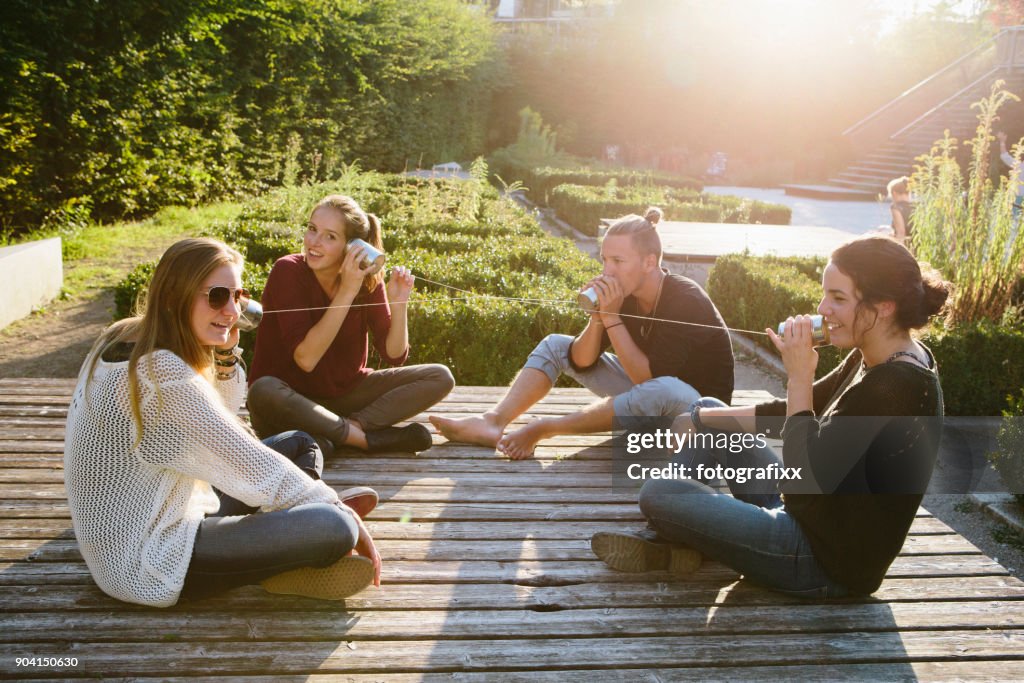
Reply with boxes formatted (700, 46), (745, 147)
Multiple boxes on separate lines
(911, 81), (1024, 324)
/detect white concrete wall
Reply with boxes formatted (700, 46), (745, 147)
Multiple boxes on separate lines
(0, 237), (63, 331)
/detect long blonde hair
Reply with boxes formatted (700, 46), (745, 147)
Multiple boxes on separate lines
(84, 238), (244, 439)
(312, 194), (386, 292)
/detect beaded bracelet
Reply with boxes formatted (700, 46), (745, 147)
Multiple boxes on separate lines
(214, 345), (239, 357)
(216, 367), (238, 381)
(214, 357), (239, 368)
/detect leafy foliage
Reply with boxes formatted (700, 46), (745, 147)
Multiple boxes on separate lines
(1, 0), (498, 235)
(989, 389), (1024, 507)
(910, 82), (1024, 324)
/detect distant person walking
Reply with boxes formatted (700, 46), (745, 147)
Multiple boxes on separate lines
(887, 176), (914, 246)
(997, 131), (1023, 218)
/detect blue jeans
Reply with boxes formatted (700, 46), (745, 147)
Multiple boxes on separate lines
(523, 334), (701, 418)
(638, 398), (850, 598)
(180, 431), (357, 601)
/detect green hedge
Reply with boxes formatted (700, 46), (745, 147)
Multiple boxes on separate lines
(707, 254), (840, 378)
(522, 166), (703, 204)
(918, 320), (1024, 417)
(2, 0), (498, 236)
(114, 173), (594, 385)
(549, 183), (792, 236)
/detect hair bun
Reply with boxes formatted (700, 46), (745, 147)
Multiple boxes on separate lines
(920, 270), (951, 319)
(644, 206), (663, 226)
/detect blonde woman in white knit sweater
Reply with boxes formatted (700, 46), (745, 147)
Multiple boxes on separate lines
(64, 238), (381, 607)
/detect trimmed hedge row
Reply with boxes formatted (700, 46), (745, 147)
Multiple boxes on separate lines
(514, 165), (704, 204)
(919, 320), (1024, 417)
(115, 173), (595, 385)
(550, 184), (793, 236)
(706, 254), (840, 378)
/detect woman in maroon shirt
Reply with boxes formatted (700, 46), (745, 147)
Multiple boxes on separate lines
(247, 194), (454, 454)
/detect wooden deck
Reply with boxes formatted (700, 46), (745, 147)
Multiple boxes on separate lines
(1, 377), (1023, 680)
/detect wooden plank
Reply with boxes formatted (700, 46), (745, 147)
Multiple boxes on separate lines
(2, 575), (1022, 614)
(0, 631), (1022, 677)
(0, 551), (1010, 588)
(55, 661), (1024, 683)
(0, 499), (941, 522)
(0, 532), (983, 563)
(1, 600), (1020, 644)
(0, 516), (960, 542)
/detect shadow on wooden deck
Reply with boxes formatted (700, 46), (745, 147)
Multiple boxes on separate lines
(1, 379), (1022, 680)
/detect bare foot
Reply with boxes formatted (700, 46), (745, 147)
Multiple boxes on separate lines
(429, 414), (504, 447)
(497, 420), (552, 460)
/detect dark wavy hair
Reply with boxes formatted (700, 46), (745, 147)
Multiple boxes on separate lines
(830, 235), (950, 332)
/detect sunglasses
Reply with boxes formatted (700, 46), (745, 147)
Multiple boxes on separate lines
(202, 286), (250, 310)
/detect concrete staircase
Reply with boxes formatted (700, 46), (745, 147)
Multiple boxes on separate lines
(785, 27), (1024, 201)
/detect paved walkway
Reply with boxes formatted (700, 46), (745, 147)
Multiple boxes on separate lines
(704, 185), (892, 234)
(658, 220), (855, 261)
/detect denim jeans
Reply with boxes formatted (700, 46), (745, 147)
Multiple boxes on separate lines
(523, 334), (701, 418)
(637, 397), (850, 598)
(180, 430), (358, 601)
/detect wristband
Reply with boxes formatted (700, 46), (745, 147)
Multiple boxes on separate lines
(215, 357), (239, 367)
(215, 345), (239, 357)
(690, 403), (705, 432)
(604, 322), (624, 331)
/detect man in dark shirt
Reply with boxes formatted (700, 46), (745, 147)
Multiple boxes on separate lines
(430, 208), (734, 459)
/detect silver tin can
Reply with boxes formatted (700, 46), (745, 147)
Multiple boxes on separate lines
(578, 287), (599, 313)
(348, 238), (386, 275)
(236, 298), (263, 332)
(776, 314), (830, 347)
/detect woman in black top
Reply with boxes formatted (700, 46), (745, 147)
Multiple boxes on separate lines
(591, 235), (950, 597)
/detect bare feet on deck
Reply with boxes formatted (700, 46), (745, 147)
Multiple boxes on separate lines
(497, 420), (551, 460)
(429, 414), (505, 448)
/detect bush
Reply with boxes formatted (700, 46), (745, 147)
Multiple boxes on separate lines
(706, 254), (840, 378)
(549, 183), (791, 236)
(919, 319), (1024, 417)
(1, 1), (498, 236)
(114, 171), (596, 385)
(989, 390), (1024, 507)
(521, 166), (703, 204)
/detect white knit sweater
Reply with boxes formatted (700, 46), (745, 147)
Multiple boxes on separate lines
(64, 349), (340, 607)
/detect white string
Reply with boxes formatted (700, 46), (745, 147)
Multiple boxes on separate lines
(260, 270), (772, 337)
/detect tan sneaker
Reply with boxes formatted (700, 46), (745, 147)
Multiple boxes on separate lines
(261, 555), (374, 600)
(339, 486), (379, 518)
(591, 530), (701, 575)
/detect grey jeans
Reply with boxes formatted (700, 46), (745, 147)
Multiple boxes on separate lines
(180, 430), (358, 601)
(247, 364), (455, 449)
(524, 334), (701, 417)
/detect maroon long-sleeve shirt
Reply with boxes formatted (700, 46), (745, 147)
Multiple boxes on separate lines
(248, 254), (408, 398)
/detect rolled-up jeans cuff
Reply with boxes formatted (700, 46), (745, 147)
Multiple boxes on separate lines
(522, 354), (561, 385)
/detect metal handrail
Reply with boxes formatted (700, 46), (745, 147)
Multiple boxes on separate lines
(842, 29), (1002, 137)
(889, 66), (1003, 141)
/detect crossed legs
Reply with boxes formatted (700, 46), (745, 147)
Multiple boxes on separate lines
(430, 334), (700, 459)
